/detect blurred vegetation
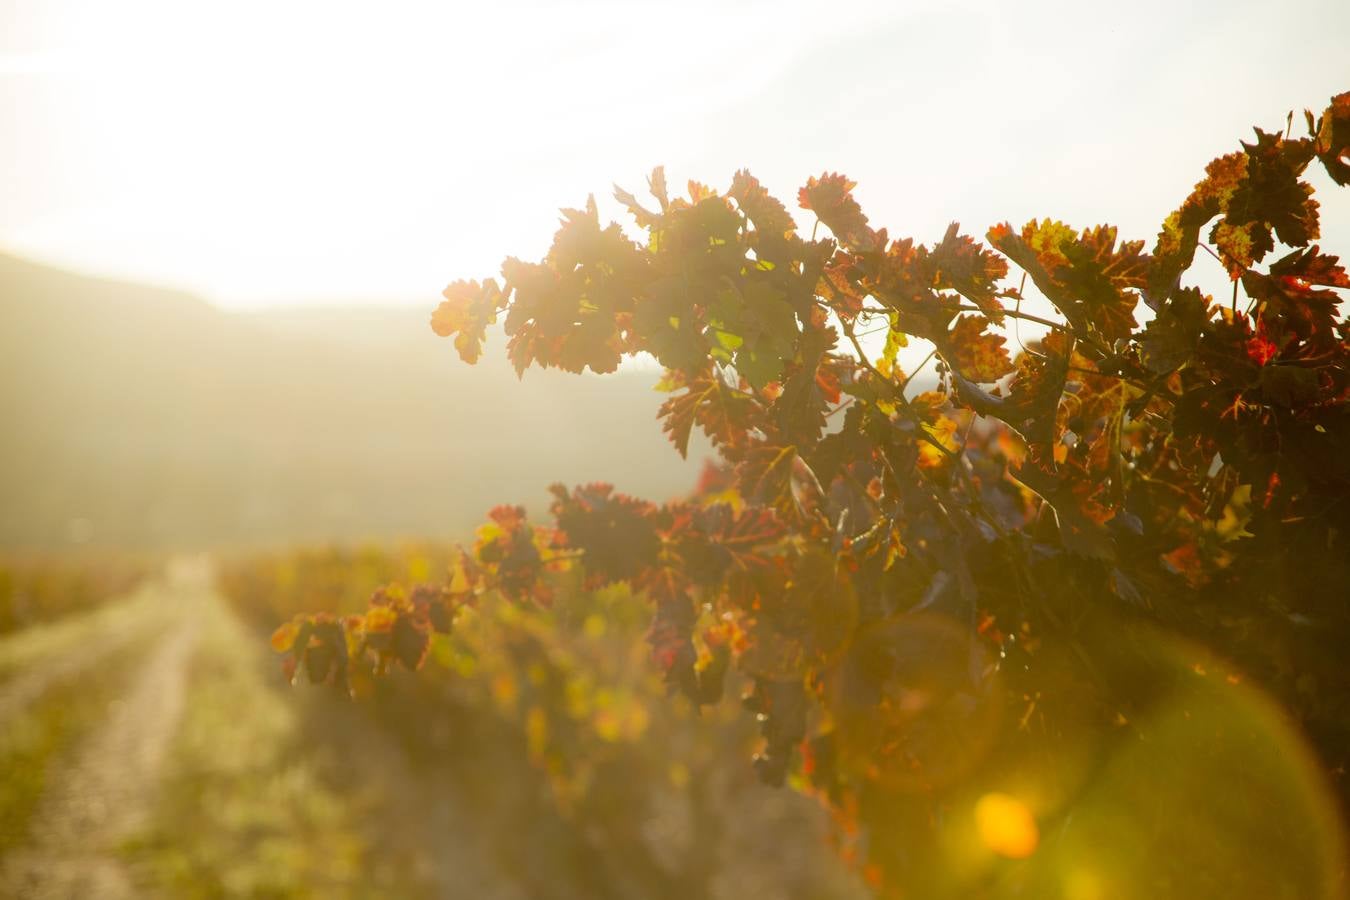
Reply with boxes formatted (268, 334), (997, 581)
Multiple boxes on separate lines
(0, 554), (149, 634)
(215, 543), (867, 899)
(122, 594), (431, 898)
(0, 554), (861, 896)
(219, 543), (463, 622)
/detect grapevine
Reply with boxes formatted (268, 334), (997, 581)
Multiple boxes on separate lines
(273, 94), (1350, 895)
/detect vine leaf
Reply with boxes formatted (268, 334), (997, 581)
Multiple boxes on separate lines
(1139, 287), (1211, 374)
(1208, 130), (1318, 277)
(1147, 152), (1249, 304)
(648, 166), (669, 210)
(929, 222), (1009, 320)
(549, 484), (661, 585)
(738, 444), (799, 515)
(1313, 92), (1350, 185)
(799, 173), (876, 249)
(1242, 246), (1349, 345)
(641, 566), (700, 698)
(431, 279), (505, 364)
(657, 374), (754, 459)
(1149, 126), (1321, 297)
(948, 314), (1014, 382)
(633, 275), (709, 375)
(730, 170), (797, 243)
(613, 184), (660, 229)
(988, 220), (1147, 343)
(774, 360), (834, 449)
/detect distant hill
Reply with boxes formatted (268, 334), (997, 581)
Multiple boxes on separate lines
(0, 254), (704, 550)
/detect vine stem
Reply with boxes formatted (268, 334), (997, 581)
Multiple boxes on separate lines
(900, 348), (938, 394)
(842, 319), (957, 460)
(855, 302), (1156, 394)
(859, 303), (1066, 333)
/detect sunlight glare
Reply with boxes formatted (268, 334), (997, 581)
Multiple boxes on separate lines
(974, 792), (1038, 860)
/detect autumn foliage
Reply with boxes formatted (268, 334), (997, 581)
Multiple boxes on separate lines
(275, 95), (1350, 896)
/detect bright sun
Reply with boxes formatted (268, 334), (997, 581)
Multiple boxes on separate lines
(2, 0), (1347, 309)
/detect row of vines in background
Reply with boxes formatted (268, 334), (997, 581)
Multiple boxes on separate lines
(0, 555), (149, 634)
(218, 540), (866, 900)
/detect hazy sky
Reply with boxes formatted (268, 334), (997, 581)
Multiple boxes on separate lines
(2, 0), (1348, 309)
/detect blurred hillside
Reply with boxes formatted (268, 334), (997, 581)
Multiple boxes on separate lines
(0, 254), (703, 550)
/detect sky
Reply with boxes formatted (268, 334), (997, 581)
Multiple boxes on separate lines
(1, 0), (1348, 310)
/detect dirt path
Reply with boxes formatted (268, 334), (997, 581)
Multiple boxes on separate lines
(0, 582), (169, 723)
(0, 563), (204, 899)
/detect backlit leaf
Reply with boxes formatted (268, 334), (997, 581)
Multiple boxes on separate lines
(1140, 287), (1210, 373)
(928, 222), (1009, 319)
(431, 279), (505, 364)
(799, 173), (875, 249)
(947, 314), (1014, 383)
(1314, 91), (1350, 186)
(989, 220), (1146, 343)
(729, 170), (796, 241)
(658, 374), (755, 458)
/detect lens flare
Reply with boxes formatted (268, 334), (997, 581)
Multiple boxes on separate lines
(974, 792), (1039, 859)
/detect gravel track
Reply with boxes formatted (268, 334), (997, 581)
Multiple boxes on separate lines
(0, 587), (168, 724)
(0, 564), (203, 899)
